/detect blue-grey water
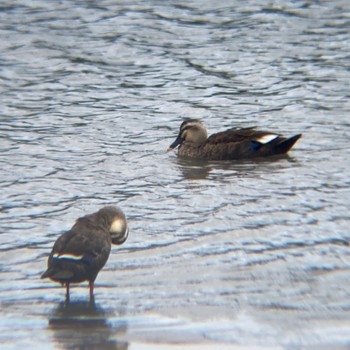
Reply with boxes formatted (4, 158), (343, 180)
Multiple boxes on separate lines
(1, 1), (350, 349)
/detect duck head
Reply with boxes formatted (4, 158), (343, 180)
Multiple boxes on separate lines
(167, 119), (208, 152)
(98, 206), (129, 245)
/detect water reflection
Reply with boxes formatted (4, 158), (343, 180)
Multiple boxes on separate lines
(173, 154), (299, 180)
(49, 301), (128, 350)
(173, 157), (211, 180)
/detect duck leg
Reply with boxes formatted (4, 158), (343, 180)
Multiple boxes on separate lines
(65, 283), (70, 303)
(89, 280), (95, 303)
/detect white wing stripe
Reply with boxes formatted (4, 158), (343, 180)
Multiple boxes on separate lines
(53, 253), (84, 261)
(256, 134), (278, 144)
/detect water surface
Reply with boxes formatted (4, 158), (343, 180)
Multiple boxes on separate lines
(1, 0), (350, 349)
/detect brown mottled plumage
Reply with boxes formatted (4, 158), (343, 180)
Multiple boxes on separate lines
(41, 206), (128, 302)
(167, 119), (302, 160)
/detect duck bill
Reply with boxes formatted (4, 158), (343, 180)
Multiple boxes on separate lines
(167, 135), (184, 152)
(111, 226), (129, 245)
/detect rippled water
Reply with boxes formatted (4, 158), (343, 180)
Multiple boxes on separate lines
(1, 0), (350, 349)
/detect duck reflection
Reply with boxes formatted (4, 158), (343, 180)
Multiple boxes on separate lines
(49, 301), (128, 350)
(173, 154), (299, 180)
(173, 157), (211, 180)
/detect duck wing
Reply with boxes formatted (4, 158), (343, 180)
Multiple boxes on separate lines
(206, 127), (279, 145)
(42, 225), (111, 281)
(50, 229), (91, 261)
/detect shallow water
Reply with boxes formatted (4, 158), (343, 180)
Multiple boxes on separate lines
(1, 0), (350, 349)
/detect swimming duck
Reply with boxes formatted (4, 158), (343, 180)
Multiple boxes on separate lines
(167, 119), (302, 160)
(41, 206), (128, 302)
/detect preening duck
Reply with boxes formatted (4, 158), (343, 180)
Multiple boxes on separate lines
(41, 206), (128, 302)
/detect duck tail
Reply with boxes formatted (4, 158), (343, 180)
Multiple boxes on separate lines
(277, 134), (302, 153)
(41, 268), (53, 279)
